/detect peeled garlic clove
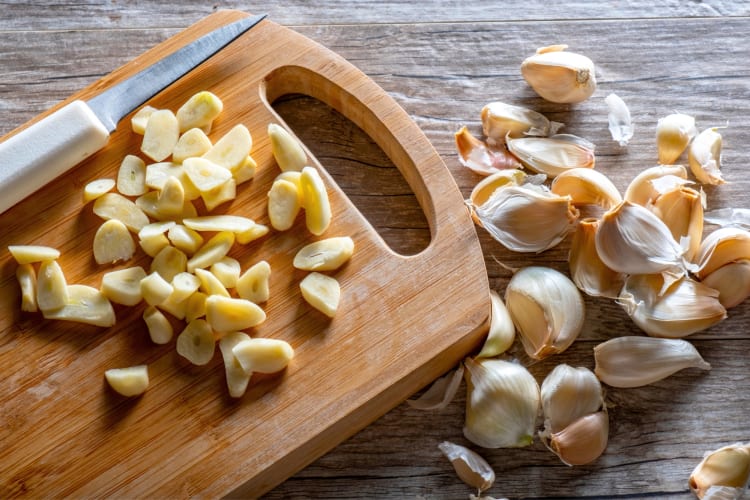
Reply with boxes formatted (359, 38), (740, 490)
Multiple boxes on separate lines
(472, 185), (578, 253)
(656, 113), (697, 164)
(618, 274), (726, 338)
(468, 168), (528, 211)
(701, 259), (750, 309)
(505, 266), (585, 360)
(689, 443), (750, 499)
(463, 357), (540, 448)
(480, 101), (562, 144)
(695, 227), (750, 280)
(521, 45), (596, 104)
(605, 93), (633, 146)
(689, 127), (726, 186)
(624, 164), (691, 207)
(476, 290), (515, 358)
(455, 126), (521, 176)
(593, 336), (710, 388)
(569, 218), (625, 298)
(649, 185), (705, 263)
(548, 411), (608, 466)
(438, 441), (495, 493)
(506, 134), (595, 178)
(407, 364), (464, 411)
(549, 167), (622, 210)
(540, 364), (604, 434)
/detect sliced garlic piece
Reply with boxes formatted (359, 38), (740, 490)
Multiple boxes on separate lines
(185, 291), (208, 322)
(549, 167), (622, 210)
(139, 231), (170, 257)
(186, 231), (235, 273)
(236, 223), (270, 245)
(624, 164), (691, 207)
(689, 443), (750, 499)
(150, 245), (187, 282)
(407, 364), (464, 410)
(93, 193), (150, 233)
(170, 271), (201, 303)
(202, 124), (252, 170)
(155, 176), (185, 217)
(104, 365), (149, 397)
(455, 126), (521, 175)
(93, 219), (135, 265)
(268, 123), (307, 172)
(476, 290), (515, 358)
(16, 263), (37, 312)
(194, 268), (230, 297)
(37, 260), (68, 312)
(167, 224), (204, 255)
(143, 305), (173, 344)
(135, 192), (196, 222)
(176, 91), (223, 133)
(695, 227), (750, 280)
(44, 284), (115, 327)
(176, 319), (215, 366)
(293, 236), (354, 271)
(232, 338), (294, 374)
(593, 336), (711, 388)
(182, 215), (256, 234)
(145, 162), (200, 200)
(541, 364), (604, 434)
(701, 259), (750, 309)
(141, 109), (179, 162)
(219, 331), (253, 398)
(481, 101), (560, 144)
(649, 185), (704, 263)
(438, 441), (495, 493)
(300, 272), (340, 317)
(656, 113), (697, 165)
(569, 218), (625, 298)
(211, 257), (241, 289)
(131, 105), (157, 135)
(83, 178), (116, 203)
(689, 127), (726, 185)
(300, 166), (332, 236)
(507, 134), (595, 177)
(268, 178), (302, 231)
(172, 127), (213, 163)
(158, 291), (188, 320)
(8, 245), (60, 264)
(205, 295), (266, 332)
(605, 93), (633, 146)
(140, 271), (173, 306)
(521, 45), (596, 104)
(201, 177), (236, 211)
(236, 260), (271, 303)
(548, 411), (609, 466)
(100, 266), (147, 306)
(117, 154), (147, 197)
(231, 155), (257, 184)
(183, 157), (233, 193)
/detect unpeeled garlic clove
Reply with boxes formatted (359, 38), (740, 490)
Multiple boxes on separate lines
(700, 259), (750, 309)
(605, 93), (634, 146)
(593, 336), (711, 388)
(549, 167), (622, 210)
(480, 101), (562, 144)
(648, 185), (705, 263)
(624, 164), (691, 207)
(521, 45), (596, 104)
(463, 357), (540, 448)
(689, 127), (726, 186)
(468, 168), (529, 209)
(438, 441), (496, 493)
(618, 274), (726, 338)
(504, 266), (585, 360)
(695, 227), (750, 280)
(689, 443), (750, 499)
(476, 290), (516, 358)
(506, 134), (595, 178)
(540, 364), (604, 434)
(569, 218), (625, 298)
(548, 411), (609, 466)
(656, 113), (697, 164)
(455, 126), (522, 176)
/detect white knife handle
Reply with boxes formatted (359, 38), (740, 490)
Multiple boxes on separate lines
(0, 100), (110, 214)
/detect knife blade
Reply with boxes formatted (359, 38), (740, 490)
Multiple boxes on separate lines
(0, 13), (266, 215)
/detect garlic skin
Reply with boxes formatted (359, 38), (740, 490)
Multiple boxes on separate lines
(548, 411), (609, 466)
(438, 441), (496, 493)
(569, 218), (626, 298)
(689, 127), (726, 186)
(618, 274), (726, 338)
(407, 364), (464, 410)
(476, 290), (516, 358)
(521, 45), (596, 104)
(550, 167), (622, 210)
(689, 443), (750, 500)
(695, 227), (750, 280)
(593, 336), (711, 388)
(540, 364), (604, 434)
(505, 266), (585, 360)
(624, 164), (691, 207)
(481, 101), (562, 144)
(649, 185), (705, 263)
(701, 259), (750, 309)
(468, 168), (528, 210)
(463, 357), (540, 448)
(455, 126), (522, 176)
(506, 134), (595, 178)
(656, 113), (697, 164)
(605, 93), (634, 146)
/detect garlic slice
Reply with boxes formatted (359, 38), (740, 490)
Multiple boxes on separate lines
(569, 218), (625, 298)
(624, 164), (691, 207)
(689, 443), (750, 500)
(540, 364), (604, 434)
(476, 290), (515, 358)
(407, 364), (465, 410)
(548, 411), (609, 466)
(506, 134), (595, 177)
(463, 357), (540, 448)
(438, 441), (495, 493)
(701, 259), (750, 309)
(689, 127), (726, 186)
(605, 93), (633, 146)
(656, 113), (697, 164)
(695, 227), (750, 280)
(504, 266), (585, 360)
(219, 331), (253, 398)
(44, 284), (116, 327)
(593, 336), (711, 388)
(649, 185), (705, 263)
(520, 45), (596, 104)
(455, 126), (521, 175)
(549, 167), (622, 210)
(480, 101), (562, 144)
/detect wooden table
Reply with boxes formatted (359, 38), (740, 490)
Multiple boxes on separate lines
(3, 2), (749, 498)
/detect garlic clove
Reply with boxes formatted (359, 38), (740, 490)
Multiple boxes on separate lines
(463, 357), (540, 448)
(438, 441), (496, 493)
(407, 364), (464, 410)
(506, 134), (595, 178)
(504, 266), (585, 360)
(480, 101), (562, 144)
(618, 274), (726, 338)
(700, 259), (750, 309)
(605, 93), (634, 146)
(455, 126), (522, 176)
(468, 168), (528, 211)
(521, 45), (596, 104)
(648, 185), (705, 263)
(548, 411), (609, 466)
(689, 443), (750, 499)
(695, 227), (750, 280)
(593, 336), (711, 388)
(689, 127), (726, 186)
(656, 113), (697, 165)
(540, 364), (604, 434)
(549, 167), (622, 210)
(569, 218), (625, 298)
(476, 290), (516, 358)
(624, 164), (691, 207)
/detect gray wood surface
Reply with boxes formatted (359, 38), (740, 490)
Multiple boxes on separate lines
(2, 1), (749, 498)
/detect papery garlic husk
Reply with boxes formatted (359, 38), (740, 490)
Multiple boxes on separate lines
(469, 169), (529, 210)
(472, 184), (579, 253)
(605, 93), (634, 146)
(407, 364), (464, 410)
(481, 101), (562, 144)
(704, 207), (750, 230)
(689, 127), (726, 186)
(455, 126), (522, 176)
(505, 266), (585, 360)
(569, 218), (626, 298)
(463, 357), (540, 448)
(618, 274), (726, 338)
(547, 411), (609, 466)
(656, 113), (697, 164)
(701, 259), (750, 309)
(550, 167), (622, 210)
(624, 164), (692, 207)
(593, 336), (711, 388)
(438, 441), (496, 493)
(477, 290), (516, 358)
(507, 134), (595, 178)
(689, 443), (750, 500)
(540, 364), (604, 434)
(695, 227), (750, 280)
(649, 185), (705, 263)
(521, 45), (596, 104)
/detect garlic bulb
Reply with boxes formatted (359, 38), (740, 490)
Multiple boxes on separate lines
(689, 127), (726, 186)
(695, 226), (750, 280)
(504, 266), (585, 360)
(506, 134), (595, 178)
(438, 441), (496, 493)
(605, 93), (634, 146)
(569, 218), (625, 298)
(689, 443), (750, 500)
(550, 167), (622, 210)
(540, 364), (604, 434)
(548, 411), (609, 466)
(649, 185), (705, 263)
(472, 184), (579, 253)
(463, 357), (540, 448)
(593, 336), (711, 388)
(656, 113), (697, 164)
(618, 274), (726, 338)
(476, 290), (516, 358)
(701, 259), (750, 309)
(624, 164), (691, 207)
(481, 101), (562, 144)
(455, 126), (522, 176)
(521, 45), (596, 104)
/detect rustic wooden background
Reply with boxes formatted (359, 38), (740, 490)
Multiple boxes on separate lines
(2, 1), (750, 498)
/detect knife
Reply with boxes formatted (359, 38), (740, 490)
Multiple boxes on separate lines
(0, 13), (266, 215)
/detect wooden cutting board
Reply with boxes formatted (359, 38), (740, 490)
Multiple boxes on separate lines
(0, 10), (488, 497)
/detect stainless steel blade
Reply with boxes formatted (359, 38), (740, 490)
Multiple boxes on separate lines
(88, 13), (266, 132)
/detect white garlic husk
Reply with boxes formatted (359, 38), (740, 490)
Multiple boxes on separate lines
(463, 357), (540, 448)
(476, 290), (516, 358)
(689, 443), (750, 500)
(438, 441), (496, 493)
(481, 101), (562, 145)
(407, 364), (464, 411)
(701, 259), (750, 309)
(504, 266), (585, 360)
(521, 45), (596, 104)
(455, 126), (522, 176)
(550, 167), (622, 211)
(540, 364), (604, 434)
(506, 134), (595, 178)
(624, 164), (692, 207)
(648, 185), (705, 263)
(689, 127), (726, 186)
(605, 93), (634, 146)
(656, 113), (697, 164)
(569, 218), (626, 298)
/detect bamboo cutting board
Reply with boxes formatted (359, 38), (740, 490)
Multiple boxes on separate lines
(0, 10), (489, 498)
